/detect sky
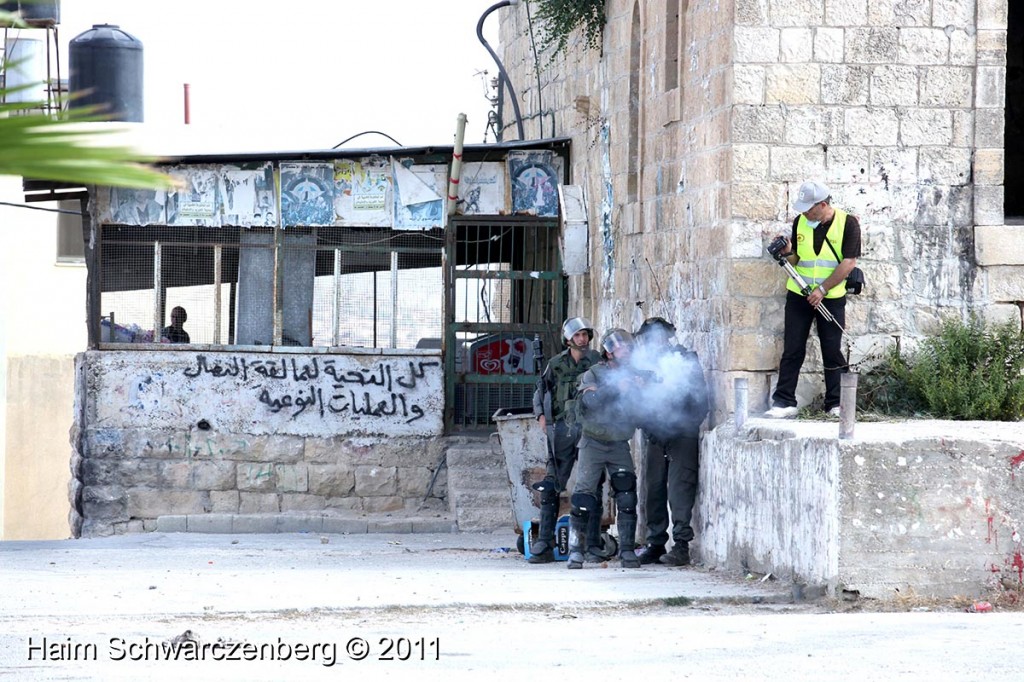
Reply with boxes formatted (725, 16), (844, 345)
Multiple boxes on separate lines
(39, 0), (504, 152)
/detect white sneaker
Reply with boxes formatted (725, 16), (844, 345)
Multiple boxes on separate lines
(827, 406), (841, 417)
(764, 405), (798, 419)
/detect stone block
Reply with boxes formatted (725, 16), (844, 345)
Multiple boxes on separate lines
(325, 496), (363, 511)
(724, 333), (782, 372)
(396, 466), (434, 498)
(355, 465), (398, 496)
(732, 182), (784, 220)
(984, 266), (1024, 301)
(275, 463), (309, 493)
(949, 29), (976, 66)
(280, 493), (326, 512)
(978, 0), (1008, 29)
(156, 515), (187, 533)
(845, 27), (897, 63)
(975, 225), (1024, 266)
(980, 303), (1022, 327)
(899, 110), (952, 147)
(159, 461), (191, 489)
(976, 29), (1006, 65)
(186, 514), (233, 533)
(322, 517), (369, 534)
(733, 65), (765, 105)
(245, 435), (305, 464)
(933, 0), (975, 25)
(732, 106), (786, 144)
(897, 28), (948, 65)
(193, 461), (236, 491)
(770, 0), (822, 26)
(368, 519), (413, 533)
(814, 28), (844, 63)
(868, 65), (918, 106)
(919, 147), (971, 186)
(780, 28), (813, 63)
(766, 65), (820, 104)
(734, 27), (780, 63)
(974, 109), (1004, 148)
(209, 490), (240, 513)
(363, 496), (405, 513)
(275, 514), (322, 533)
(844, 108), (898, 146)
(920, 67), (973, 108)
(239, 492), (279, 514)
(232, 514), (277, 533)
(825, 0), (866, 25)
(974, 185), (1004, 226)
(770, 146), (826, 181)
(784, 107), (843, 145)
(308, 464), (356, 497)
(736, 0), (769, 25)
(127, 489), (208, 519)
(822, 64), (871, 105)
(976, 66), (1006, 108)
(867, 0), (929, 27)
(412, 518), (457, 533)
(237, 463), (275, 492)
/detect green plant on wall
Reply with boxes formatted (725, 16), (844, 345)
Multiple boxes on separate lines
(857, 315), (1024, 421)
(533, 0), (606, 59)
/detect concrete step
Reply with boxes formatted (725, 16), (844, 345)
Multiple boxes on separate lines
(155, 512), (456, 535)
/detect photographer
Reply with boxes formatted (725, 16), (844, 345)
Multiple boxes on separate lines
(765, 180), (861, 419)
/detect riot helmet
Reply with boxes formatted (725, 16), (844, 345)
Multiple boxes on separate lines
(600, 328), (634, 358)
(562, 317), (594, 348)
(636, 316), (676, 346)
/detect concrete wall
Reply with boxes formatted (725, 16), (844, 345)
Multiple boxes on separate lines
(73, 349), (447, 536)
(0, 175), (85, 540)
(699, 418), (1024, 599)
(500, 0), (1023, 426)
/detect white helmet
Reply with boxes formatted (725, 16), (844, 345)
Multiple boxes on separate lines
(562, 317), (594, 346)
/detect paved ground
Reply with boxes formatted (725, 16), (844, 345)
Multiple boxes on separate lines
(1, 531), (1019, 680)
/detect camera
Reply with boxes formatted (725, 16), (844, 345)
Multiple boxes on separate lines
(766, 236), (789, 260)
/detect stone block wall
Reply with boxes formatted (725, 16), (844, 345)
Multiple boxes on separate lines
(501, 1), (1023, 426)
(71, 350), (449, 537)
(699, 418), (1024, 599)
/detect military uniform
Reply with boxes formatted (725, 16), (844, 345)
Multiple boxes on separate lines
(570, 346), (642, 569)
(637, 345), (709, 566)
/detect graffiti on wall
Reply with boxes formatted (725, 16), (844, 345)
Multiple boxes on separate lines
(94, 351), (444, 437)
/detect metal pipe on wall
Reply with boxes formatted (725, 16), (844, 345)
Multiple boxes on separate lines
(447, 113), (467, 217)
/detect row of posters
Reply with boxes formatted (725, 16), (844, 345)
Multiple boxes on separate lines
(95, 151), (563, 229)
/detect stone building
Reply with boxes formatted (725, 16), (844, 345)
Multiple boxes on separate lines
(498, 0), (1021, 421)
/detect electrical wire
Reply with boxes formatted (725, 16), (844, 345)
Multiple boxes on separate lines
(331, 130), (404, 149)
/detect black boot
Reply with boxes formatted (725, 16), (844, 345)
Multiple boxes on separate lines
(584, 502), (612, 562)
(635, 543), (666, 565)
(617, 512), (640, 569)
(660, 542), (690, 566)
(527, 500), (558, 564)
(567, 512), (587, 569)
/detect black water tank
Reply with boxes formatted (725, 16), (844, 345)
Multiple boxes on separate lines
(0, 1), (60, 24)
(69, 24), (143, 122)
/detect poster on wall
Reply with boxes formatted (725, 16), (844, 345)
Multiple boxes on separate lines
(391, 158), (445, 230)
(281, 162), (335, 227)
(166, 166), (221, 227)
(508, 150), (561, 217)
(98, 186), (167, 225)
(220, 162), (278, 227)
(456, 162), (506, 215)
(334, 157), (392, 226)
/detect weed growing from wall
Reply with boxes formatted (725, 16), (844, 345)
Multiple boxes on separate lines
(858, 316), (1024, 420)
(532, 0), (606, 60)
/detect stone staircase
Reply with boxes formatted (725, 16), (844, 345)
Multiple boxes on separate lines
(445, 441), (516, 532)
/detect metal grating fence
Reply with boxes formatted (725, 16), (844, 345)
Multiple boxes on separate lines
(99, 225), (444, 349)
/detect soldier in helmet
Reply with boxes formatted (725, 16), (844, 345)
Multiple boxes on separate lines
(527, 317), (606, 564)
(568, 328), (643, 569)
(631, 317), (709, 567)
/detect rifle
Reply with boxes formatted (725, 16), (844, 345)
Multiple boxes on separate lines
(532, 334), (555, 459)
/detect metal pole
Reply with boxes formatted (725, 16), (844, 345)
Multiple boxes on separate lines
(839, 372), (858, 440)
(213, 244), (222, 344)
(734, 377), (748, 431)
(153, 242), (162, 341)
(447, 113), (467, 218)
(390, 251), (399, 348)
(332, 248), (342, 346)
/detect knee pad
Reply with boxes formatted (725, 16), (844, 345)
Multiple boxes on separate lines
(610, 470), (637, 514)
(570, 492), (599, 516)
(532, 479), (559, 506)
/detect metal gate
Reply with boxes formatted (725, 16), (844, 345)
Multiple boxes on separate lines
(445, 216), (565, 431)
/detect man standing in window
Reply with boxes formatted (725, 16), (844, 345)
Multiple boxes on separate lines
(162, 306), (191, 344)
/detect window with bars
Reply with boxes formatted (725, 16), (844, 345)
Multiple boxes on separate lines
(97, 225), (445, 350)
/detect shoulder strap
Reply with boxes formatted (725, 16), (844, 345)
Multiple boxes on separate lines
(824, 234), (843, 262)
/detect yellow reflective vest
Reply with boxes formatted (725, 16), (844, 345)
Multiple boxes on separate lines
(787, 209), (848, 299)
